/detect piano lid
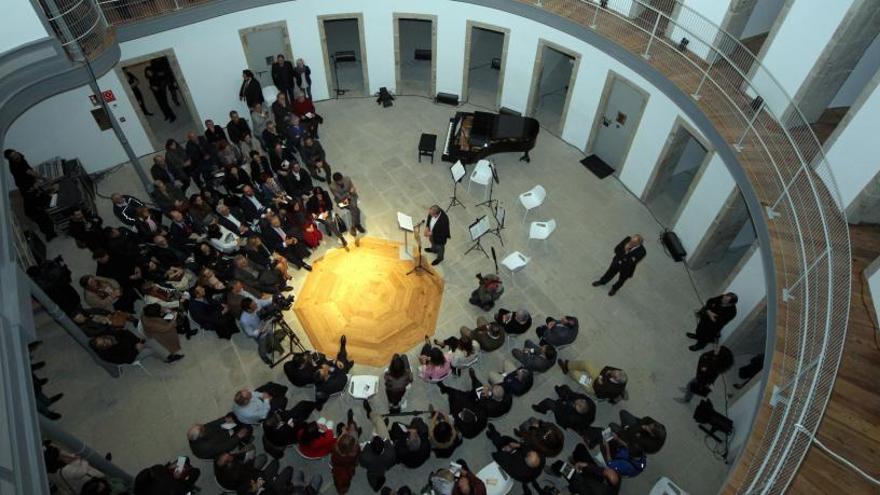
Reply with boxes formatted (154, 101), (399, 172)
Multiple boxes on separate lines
(493, 114), (529, 139)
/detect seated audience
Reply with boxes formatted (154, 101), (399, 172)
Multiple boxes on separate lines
(532, 385), (596, 434)
(548, 443), (622, 495)
(584, 410), (667, 456)
(296, 420), (336, 459)
(89, 331), (151, 365)
(383, 353), (413, 413)
(536, 315), (579, 346)
(512, 339), (557, 372)
(133, 460), (199, 495)
(186, 415), (252, 460)
(485, 424), (544, 486)
(390, 417), (431, 469)
(233, 386), (288, 425)
(429, 409), (462, 458)
(488, 360), (534, 397)
(495, 308), (531, 335)
(418, 342), (453, 382)
(213, 451), (274, 492)
(110, 193), (147, 226)
(262, 400), (317, 450)
(360, 400), (397, 491)
(439, 369), (511, 419)
(434, 335), (480, 373)
(460, 316), (505, 352)
(284, 351), (324, 387)
(452, 460), (487, 495)
(314, 335), (354, 405)
(514, 417), (565, 458)
(558, 359), (629, 403)
(68, 208), (104, 252)
(188, 285), (238, 339)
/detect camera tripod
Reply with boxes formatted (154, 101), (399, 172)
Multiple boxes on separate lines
(269, 317), (306, 368)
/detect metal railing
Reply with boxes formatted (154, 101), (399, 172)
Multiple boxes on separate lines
(97, 0), (215, 24)
(37, 0), (115, 60)
(520, 1), (851, 494)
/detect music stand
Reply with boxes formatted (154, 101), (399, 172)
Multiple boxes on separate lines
(407, 219), (433, 276)
(475, 161), (499, 210)
(464, 216), (491, 258)
(448, 161), (466, 211)
(331, 54), (348, 98)
(488, 204), (505, 246)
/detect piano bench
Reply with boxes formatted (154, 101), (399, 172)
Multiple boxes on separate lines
(418, 133), (438, 164)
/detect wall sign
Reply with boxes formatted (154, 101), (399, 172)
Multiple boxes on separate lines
(89, 90), (117, 105)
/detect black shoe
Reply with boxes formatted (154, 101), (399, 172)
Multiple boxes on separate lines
(347, 408), (354, 424)
(104, 452), (112, 461)
(28, 340), (43, 351)
(303, 263), (313, 271)
(686, 332), (697, 339)
(557, 359), (569, 374)
(48, 393), (63, 404)
(36, 377), (48, 387)
(165, 354), (184, 363)
(486, 423), (497, 435)
(688, 344), (703, 351)
(531, 404), (547, 415)
(340, 335), (347, 347)
(431, 258), (443, 266)
(31, 361), (45, 371)
(591, 281), (604, 287)
(356, 225), (366, 234)
(281, 286), (294, 292)
(425, 247), (436, 253)
(144, 111), (154, 116)
(554, 385), (566, 396)
(468, 368), (477, 380)
(608, 288), (618, 296)
(44, 411), (61, 421)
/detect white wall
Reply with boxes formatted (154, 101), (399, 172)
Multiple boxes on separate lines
(741, 0), (786, 40)
(750, 0), (855, 117)
(669, 0), (731, 60)
(4, 71), (152, 173)
(674, 154), (737, 255)
(829, 33), (880, 109)
(823, 74), (880, 209)
(721, 247), (767, 341)
(0, 0), (48, 55)
(727, 380), (763, 458)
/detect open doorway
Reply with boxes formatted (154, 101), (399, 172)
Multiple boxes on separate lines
(239, 21), (294, 89)
(643, 121), (712, 226)
(585, 73), (649, 175)
(319, 15), (369, 98)
(527, 41), (580, 135)
(688, 191), (757, 297)
(462, 22), (508, 110)
(395, 15), (436, 97)
(116, 51), (200, 152)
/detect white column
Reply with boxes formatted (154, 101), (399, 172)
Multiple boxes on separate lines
(720, 247), (766, 341)
(750, 0), (856, 117)
(673, 153), (738, 255)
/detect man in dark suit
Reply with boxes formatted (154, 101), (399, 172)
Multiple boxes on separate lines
(189, 285), (238, 339)
(486, 424), (545, 487)
(271, 54), (296, 103)
(261, 215), (312, 271)
(536, 315), (579, 347)
(240, 185), (268, 222)
(390, 417), (432, 469)
(424, 205), (450, 266)
(687, 292), (738, 351)
(150, 155), (189, 191)
(110, 193), (147, 226)
(187, 416), (252, 460)
(592, 234), (646, 296)
(239, 69), (264, 109)
(532, 384), (596, 434)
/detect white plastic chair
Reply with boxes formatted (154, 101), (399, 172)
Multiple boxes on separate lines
(519, 185), (547, 223)
(528, 219), (557, 247)
(477, 461), (515, 495)
(262, 85), (280, 105)
(347, 375), (379, 400)
(468, 160), (493, 199)
(649, 476), (688, 495)
(501, 251), (530, 273)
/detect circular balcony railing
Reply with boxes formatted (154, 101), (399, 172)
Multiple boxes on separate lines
(520, 1), (851, 493)
(38, 0), (116, 60)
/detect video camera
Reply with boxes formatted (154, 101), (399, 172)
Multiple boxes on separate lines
(257, 293), (295, 320)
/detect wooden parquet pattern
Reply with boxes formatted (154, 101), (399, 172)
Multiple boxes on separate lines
(293, 237), (444, 367)
(514, 1), (855, 493)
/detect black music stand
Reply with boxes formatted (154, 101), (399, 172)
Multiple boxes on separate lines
(448, 161), (466, 211)
(332, 51), (355, 98)
(464, 216), (491, 258)
(407, 219), (433, 276)
(475, 161), (499, 210)
(269, 317), (306, 368)
(488, 204), (505, 246)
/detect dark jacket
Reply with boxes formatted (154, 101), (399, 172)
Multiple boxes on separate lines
(492, 448), (543, 483)
(539, 316), (579, 347)
(501, 367), (533, 396)
(92, 331), (141, 365)
(358, 440), (396, 478)
(239, 77), (264, 108)
(391, 418), (431, 468)
(611, 236), (646, 278)
(226, 118), (252, 144)
(696, 295), (737, 341)
(593, 366), (627, 402)
(112, 195), (146, 226)
(293, 64), (311, 89)
(427, 210), (450, 245)
(150, 163), (186, 185)
(271, 60), (296, 90)
(189, 417), (242, 459)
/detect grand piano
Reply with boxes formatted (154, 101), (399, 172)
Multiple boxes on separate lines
(441, 111), (539, 164)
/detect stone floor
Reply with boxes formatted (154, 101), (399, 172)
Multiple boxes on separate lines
(35, 96), (736, 494)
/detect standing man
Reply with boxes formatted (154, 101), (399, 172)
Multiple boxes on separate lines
(424, 205), (450, 266)
(592, 234), (646, 296)
(5, 149), (56, 241)
(239, 69), (264, 109)
(293, 58), (312, 100)
(144, 64), (175, 122)
(329, 172), (365, 234)
(271, 54), (296, 104)
(124, 69), (153, 116)
(675, 345), (734, 403)
(687, 292), (738, 351)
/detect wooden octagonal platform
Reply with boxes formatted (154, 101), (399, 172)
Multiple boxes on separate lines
(293, 237), (444, 367)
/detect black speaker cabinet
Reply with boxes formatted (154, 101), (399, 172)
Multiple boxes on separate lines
(334, 50), (356, 63)
(661, 230), (687, 262)
(414, 49), (432, 61)
(435, 92), (460, 106)
(499, 106), (521, 116)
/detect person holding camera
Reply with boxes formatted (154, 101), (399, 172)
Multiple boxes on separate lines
(239, 297), (282, 365)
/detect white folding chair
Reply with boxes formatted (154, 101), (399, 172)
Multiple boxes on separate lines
(468, 160), (493, 199)
(649, 476), (689, 495)
(519, 185), (547, 223)
(477, 461), (515, 495)
(501, 251), (530, 273)
(528, 219), (557, 248)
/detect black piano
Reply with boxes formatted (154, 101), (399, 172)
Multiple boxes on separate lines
(441, 111), (539, 164)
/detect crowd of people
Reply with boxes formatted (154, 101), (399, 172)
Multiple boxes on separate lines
(7, 52), (750, 495)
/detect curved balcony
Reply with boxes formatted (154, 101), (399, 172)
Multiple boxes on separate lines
(38, 0), (116, 60)
(517, 0), (851, 493)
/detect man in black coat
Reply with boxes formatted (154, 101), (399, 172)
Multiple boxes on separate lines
(239, 69), (264, 109)
(271, 54), (296, 103)
(226, 111), (252, 146)
(687, 292), (738, 351)
(187, 416), (252, 460)
(110, 193), (147, 226)
(150, 154), (188, 190)
(486, 423), (544, 486)
(592, 234), (646, 296)
(532, 384), (596, 434)
(189, 285), (238, 339)
(390, 417), (431, 468)
(675, 345), (734, 403)
(424, 205), (450, 266)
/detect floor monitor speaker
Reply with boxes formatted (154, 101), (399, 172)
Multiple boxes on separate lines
(414, 49), (432, 61)
(499, 107), (521, 116)
(435, 92), (459, 106)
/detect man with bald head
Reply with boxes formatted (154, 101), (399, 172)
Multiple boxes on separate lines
(592, 234), (646, 296)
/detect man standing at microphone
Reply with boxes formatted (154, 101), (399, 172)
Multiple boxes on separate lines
(424, 205), (450, 266)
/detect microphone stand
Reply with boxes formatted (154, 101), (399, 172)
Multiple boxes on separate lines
(407, 220), (433, 276)
(448, 177), (465, 211)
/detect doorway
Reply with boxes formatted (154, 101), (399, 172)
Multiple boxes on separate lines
(526, 41), (580, 135)
(643, 121), (712, 226)
(116, 51), (200, 152)
(462, 22), (508, 109)
(688, 190), (757, 297)
(585, 73), (649, 175)
(239, 22), (294, 89)
(319, 15), (369, 98)
(395, 15), (436, 97)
